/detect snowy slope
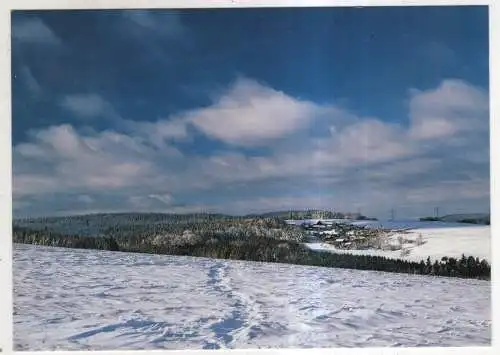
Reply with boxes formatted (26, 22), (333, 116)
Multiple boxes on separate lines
(305, 225), (490, 262)
(13, 244), (490, 350)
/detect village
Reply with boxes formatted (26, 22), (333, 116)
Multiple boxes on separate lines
(293, 220), (420, 254)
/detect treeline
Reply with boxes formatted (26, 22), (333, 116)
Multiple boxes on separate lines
(14, 213), (301, 237)
(13, 225), (490, 280)
(13, 226), (120, 251)
(420, 216), (490, 225)
(420, 217), (441, 222)
(458, 218), (490, 225)
(420, 214), (490, 225)
(14, 213), (241, 237)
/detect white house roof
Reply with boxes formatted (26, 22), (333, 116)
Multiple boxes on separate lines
(323, 230), (338, 235)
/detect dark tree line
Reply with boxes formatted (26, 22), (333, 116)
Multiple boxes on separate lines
(457, 218), (490, 225)
(13, 224), (490, 280)
(13, 227), (120, 251)
(420, 214), (490, 225)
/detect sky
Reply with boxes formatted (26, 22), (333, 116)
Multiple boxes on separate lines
(11, 6), (490, 219)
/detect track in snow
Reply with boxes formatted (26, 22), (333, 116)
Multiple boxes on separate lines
(13, 244), (491, 350)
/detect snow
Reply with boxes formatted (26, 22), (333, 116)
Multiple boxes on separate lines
(321, 230), (338, 235)
(305, 225), (490, 262)
(13, 244), (490, 350)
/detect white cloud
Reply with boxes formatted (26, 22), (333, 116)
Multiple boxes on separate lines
(60, 93), (189, 147)
(12, 17), (61, 45)
(128, 196), (151, 210)
(60, 94), (114, 119)
(20, 66), (42, 98)
(13, 125), (161, 197)
(128, 119), (189, 148)
(404, 178), (490, 204)
(186, 77), (325, 146)
(408, 79), (489, 140)
(148, 194), (174, 205)
(77, 195), (94, 204)
(317, 119), (416, 166)
(126, 194), (174, 210)
(13, 174), (60, 197)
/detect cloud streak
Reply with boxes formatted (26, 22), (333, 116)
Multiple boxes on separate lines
(122, 10), (186, 40)
(186, 77), (326, 146)
(60, 94), (116, 120)
(12, 17), (61, 45)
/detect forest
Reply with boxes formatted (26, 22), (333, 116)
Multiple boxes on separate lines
(12, 213), (491, 280)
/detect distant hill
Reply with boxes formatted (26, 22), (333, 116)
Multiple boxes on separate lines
(245, 210), (340, 219)
(13, 213), (235, 237)
(420, 213), (490, 225)
(245, 210), (376, 220)
(440, 213), (490, 225)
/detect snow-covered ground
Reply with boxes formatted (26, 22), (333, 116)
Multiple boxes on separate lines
(14, 244), (490, 350)
(305, 225), (490, 263)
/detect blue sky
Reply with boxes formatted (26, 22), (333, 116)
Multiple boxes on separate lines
(11, 6), (490, 218)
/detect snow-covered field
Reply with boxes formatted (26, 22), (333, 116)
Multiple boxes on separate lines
(14, 244), (490, 350)
(305, 225), (490, 263)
